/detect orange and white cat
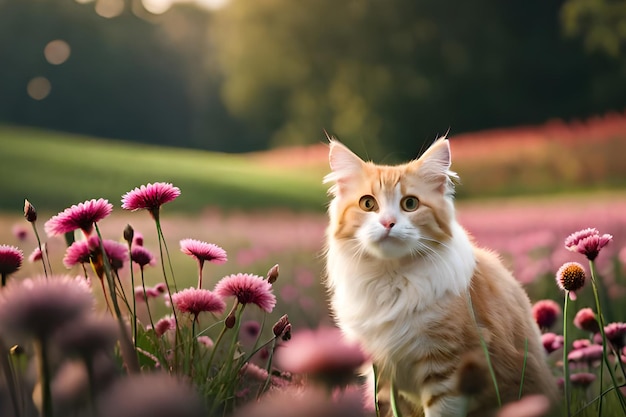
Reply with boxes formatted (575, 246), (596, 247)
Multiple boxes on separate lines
(324, 138), (557, 416)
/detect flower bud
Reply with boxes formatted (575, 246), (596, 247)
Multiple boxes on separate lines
(267, 264), (279, 284)
(123, 224), (134, 245)
(24, 199), (37, 222)
(225, 312), (236, 329)
(272, 314), (290, 338)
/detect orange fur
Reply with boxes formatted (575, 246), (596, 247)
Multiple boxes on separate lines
(324, 138), (557, 416)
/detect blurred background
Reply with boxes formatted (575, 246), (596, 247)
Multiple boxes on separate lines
(2, 0), (626, 158)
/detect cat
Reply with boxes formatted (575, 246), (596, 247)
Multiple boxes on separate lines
(323, 137), (557, 417)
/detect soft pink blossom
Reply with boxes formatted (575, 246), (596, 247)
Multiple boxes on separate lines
(531, 299), (561, 330)
(604, 322), (626, 349)
(131, 246), (156, 268)
(0, 244), (23, 278)
(154, 316), (176, 337)
(63, 236), (128, 270)
(214, 273), (276, 313)
(172, 287), (226, 319)
(564, 227), (612, 261)
(197, 335), (213, 348)
(276, 327), (367, 386)
(567, 344), (603, 363)
(573, 308), (600, 333)
(121, 182), (180, 219)
(541, 332), (563, 354)
(180, 239), (227, 265)
(12, 225), (27, 241)
(44, 198), (113, 237)
(28, 247), (43, 263)
(135, 286), (161, 302)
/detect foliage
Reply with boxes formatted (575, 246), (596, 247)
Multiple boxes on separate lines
(2, 0), (626, 154)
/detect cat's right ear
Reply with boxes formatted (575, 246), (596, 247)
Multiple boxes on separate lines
(324, 140), (364, 196)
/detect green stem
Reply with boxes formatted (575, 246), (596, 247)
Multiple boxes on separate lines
(373, 364), (381, 417)
(0, 340), (21, 417)
(206, 323), (229, 375)
(390, 377), (403, 417)
(258, 337), (278, 397)
(518, 338), (528, 400)
(34, 339), (52, 417)
(588, 260), (626, 413)
(30, 224), (51, 278)
(563, 292), (572, 417)
(140, 268), (156, 331)
(95, 224), (139, 373)
(127, 242), (137, 349)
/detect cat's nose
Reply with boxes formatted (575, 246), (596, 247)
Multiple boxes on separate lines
(380, 218), (396, 229)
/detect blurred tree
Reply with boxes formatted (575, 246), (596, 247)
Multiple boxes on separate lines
(212, 0), (626, 158)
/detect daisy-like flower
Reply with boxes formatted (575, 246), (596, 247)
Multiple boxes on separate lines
(604, 322), (626, 350)
(0, 244), (23, 285)
(531, 299), (561, 330)
(121, 182), (180, 220)
(29, 246), (43, 263)
(63, 236), (128, 271)
(564, 227), (613, 261)
(180, 239), (227, 288)
(276, 326), (368, 387)
(154, 315), (176, 337)
(171, 287), (226, 320)
(215, 273), (276, 313)
(573, 307), (600, 333)
(44, 198), (113, 237)
(556, 262), (586, 296)
(131, 246), (156, 268)
(0, 275), (93, 342)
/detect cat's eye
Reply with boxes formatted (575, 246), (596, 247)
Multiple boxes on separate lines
(400, 196), (419, 212)
(359, 195), (378, 212)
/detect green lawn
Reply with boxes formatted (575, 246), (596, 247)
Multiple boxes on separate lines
(0, 126), (329, 215)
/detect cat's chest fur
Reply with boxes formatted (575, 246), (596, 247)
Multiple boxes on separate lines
(326, 221), (476, 368)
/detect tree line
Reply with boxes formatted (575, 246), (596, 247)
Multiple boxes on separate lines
(1, 0), (625, 158)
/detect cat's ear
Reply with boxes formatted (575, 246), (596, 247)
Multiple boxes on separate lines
(324, 140), (365, 196)
(413, 137), (458, 194)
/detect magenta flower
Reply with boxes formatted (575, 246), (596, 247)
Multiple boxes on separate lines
(133, 232), (144, 247)
(131, 246), (156, 268)
(12, 225), (27, 241)
(573, 307), (600, 333)
(276, 326), (368, 386)
(135, 286), (160, 302)
(564, 227), (613, 261)
(28, 247), (43, 263)
(0, 245), (23, 285)
(604, 322), (626, 350)
(44, 198), (113, 237)
(214, 273), (276, 313)
(180, 239), (227, 265)
(531, 299), (561, 330)
(154, 315), (176, 337)
(567, 344), (603, 364)
(121, 182), (180, 219)
(180, 239), (227, 288)
(172, 287), (226, 320)
(0, 275), (93, 341)
(541, 332), (563, 354)
(63, 236), (128, 271)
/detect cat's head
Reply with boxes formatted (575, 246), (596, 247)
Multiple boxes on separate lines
(325, 138), (459, 260)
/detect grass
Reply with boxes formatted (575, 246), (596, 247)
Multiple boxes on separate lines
(0, 125), (329, 214)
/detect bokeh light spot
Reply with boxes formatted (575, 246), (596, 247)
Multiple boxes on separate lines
(95, 0), (124, 18)
(44, 40), (71, 65)
(142, 0), (171, 15)
(27, 77), (52, 101)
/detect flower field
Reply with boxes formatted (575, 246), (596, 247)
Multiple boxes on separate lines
(0, 187), (625, 416)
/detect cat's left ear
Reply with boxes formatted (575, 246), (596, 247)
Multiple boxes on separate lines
(324, 140), (365, 196)
(413, 137), (458, 194)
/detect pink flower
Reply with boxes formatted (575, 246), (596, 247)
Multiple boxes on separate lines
(131, 246), (156, 268)
(133, 232), (144, 246)
(44, 198), (113, 237)
(154, 315), (176, 337)
(496, 395), (550, 417)
(568, 344), (603, 364)
(573, 308), (600, 333)
(0, 245), (23, 282)
(214, 273), (276, 313)
(570, 372), (596, 388)
(531, 299), (561, 330)
(604, 322), (626, 349)
(154, 282), (167, 293)
(564, 227), (612, 261)
(276, 326), (367, 386)
(63, 236), (128, 271)
(28, 247), (43, 263)
(135, 286), (160, 302)
(541, 332), (563, 354)
(180, 239), (227, 265)
(121, 182), (180, 219)
(12, 225), (27, 241)
(172, 287), (226, 319)
(197, 335), (213, 348)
